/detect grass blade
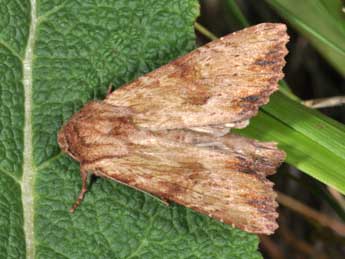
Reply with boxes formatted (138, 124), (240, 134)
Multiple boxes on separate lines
(235, 109), (345, 194)
(266, 0), (345, 76)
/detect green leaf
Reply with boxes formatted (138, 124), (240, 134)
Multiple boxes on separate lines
(261, 92), (345, 194)
(0, 0), (262, 258)
(0, 175), (25, 259)
(0, 1), (28, 258)
(266, 0), (345, 76)
(264, 92), (345, 161)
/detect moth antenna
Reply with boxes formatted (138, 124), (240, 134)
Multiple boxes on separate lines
(70, 169), (89, 213)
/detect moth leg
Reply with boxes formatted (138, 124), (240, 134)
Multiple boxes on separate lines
(70, 169), (89, 213)
(159, 197), (170, 206)
(106, 83), (113, 96)
(143, 192), (169, 206)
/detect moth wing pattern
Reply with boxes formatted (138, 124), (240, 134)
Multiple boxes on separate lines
(105, 23), (289, 131)
(58, 23), (289, 235)
(88, 128), (285, 234)
(59, 102), (285, 234)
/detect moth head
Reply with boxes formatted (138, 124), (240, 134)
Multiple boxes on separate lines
(57, 102), (98, 162)
(57, 101), (135, 163)
(57, 123), (81, 162)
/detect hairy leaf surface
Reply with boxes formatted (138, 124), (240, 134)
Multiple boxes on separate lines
(0, 0), (262, 258)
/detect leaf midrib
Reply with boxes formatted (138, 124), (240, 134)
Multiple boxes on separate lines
(22, 0), (37, 258)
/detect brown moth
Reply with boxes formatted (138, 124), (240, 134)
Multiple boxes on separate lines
(58, 23), (288, 235)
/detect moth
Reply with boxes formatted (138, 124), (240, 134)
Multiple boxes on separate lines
(58, 23), (288, 235)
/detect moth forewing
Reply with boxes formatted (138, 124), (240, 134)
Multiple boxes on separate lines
(58, 23), (288, 235)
